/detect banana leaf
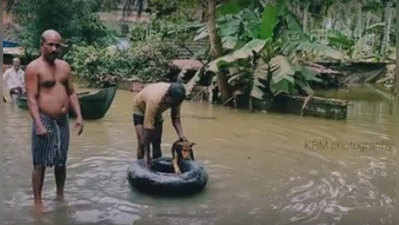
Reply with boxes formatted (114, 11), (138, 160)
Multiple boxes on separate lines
(251, 58), (269, 99)
(269, 55), (296, 96)
(257, 4), (278, 40)
(208, 39), (266, 73)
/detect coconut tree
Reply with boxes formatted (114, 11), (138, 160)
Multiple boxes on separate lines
(207, 0), (231, 102)
(396, 0), (399, 96)
(380, 1), (393, 56)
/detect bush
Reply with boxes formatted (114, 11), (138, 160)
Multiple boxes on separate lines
(129, 40), (179, 81)
(129, 19), (199, 42)
(64, 38), (179, 87)
(13, 0), (114, 50)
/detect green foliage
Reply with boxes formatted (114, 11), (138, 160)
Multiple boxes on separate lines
(276, 6), (346, 61)
(129, 40), (179, 81)
(258, 4), (278, 40)
(64, 44), (130, 87)
(99, 0), (124, 11)
(268, 55), (322, 96)
(208, 39), (266, 72)
(130, 19), (201, 42)
(281, 36), (346, 61)
(149, 0), (178, 18)
(13, 0), (113, 50)
(217, 0), (255, 16)
(64, 39), (179, 87)
(194, 6), (278, 50)
(208, 39), (268, 102)
(148, 0), (200, 22)
(199, 1), (326, 107)
(218, 59), (254, 95)
(327, 30), (355, 53)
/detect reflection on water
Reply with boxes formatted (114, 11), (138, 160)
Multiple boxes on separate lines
(1, 89), (399, 225)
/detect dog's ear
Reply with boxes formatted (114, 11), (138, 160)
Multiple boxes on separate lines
(190, 142), (196, 147)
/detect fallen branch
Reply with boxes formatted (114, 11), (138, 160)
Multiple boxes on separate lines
(223, 96), (234, 106)
(300, 95), (313, 116)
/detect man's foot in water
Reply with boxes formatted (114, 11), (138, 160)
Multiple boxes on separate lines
(34, 200), (45, 214)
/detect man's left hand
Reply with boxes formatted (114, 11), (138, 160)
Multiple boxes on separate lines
(75, 117), (84, 135)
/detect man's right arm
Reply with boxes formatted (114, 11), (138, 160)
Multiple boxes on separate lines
(26, 65), (47, 135)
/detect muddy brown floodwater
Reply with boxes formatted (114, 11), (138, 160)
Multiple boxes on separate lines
(1, 89), (399, 225)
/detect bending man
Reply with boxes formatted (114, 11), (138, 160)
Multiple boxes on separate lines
(132, 82), (187, 166)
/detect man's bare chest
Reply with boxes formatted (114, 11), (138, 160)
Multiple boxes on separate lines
(38, 67), (68, 87)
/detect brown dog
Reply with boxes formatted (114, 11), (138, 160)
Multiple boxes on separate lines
(171, 140), (195, 174)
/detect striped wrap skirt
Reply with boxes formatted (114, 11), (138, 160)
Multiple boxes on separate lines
(31, 113), (70, 167)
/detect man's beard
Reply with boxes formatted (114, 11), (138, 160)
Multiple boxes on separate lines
(47, 53), (58, 61)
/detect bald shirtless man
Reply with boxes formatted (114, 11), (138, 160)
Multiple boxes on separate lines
(25, 30), (83, 210)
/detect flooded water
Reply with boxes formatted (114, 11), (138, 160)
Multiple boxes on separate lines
(1, 89), (399, 225)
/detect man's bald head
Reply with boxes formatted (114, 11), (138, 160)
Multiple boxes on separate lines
(40, 29), (63, 62)
(40, 29), (62, 46)
(12, 57), (21, 69)
(12, 57), (21, 64)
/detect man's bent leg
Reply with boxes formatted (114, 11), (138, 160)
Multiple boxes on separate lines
(32, 165), (46, 206)
(135, 124), (145, 159)
(55, 166), (66, 201)
(152, 122), (163, 159)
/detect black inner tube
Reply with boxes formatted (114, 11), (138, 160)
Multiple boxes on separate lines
(128, 157), (208, 195)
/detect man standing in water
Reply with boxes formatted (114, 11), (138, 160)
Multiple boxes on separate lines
(2, 57), (25, 102)
(133, 82), (187, 166)
(25, 30), (83, 211)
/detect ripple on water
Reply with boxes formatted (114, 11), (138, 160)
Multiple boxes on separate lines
(275, 156), (395, 224)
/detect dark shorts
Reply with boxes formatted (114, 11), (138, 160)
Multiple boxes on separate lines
(132, 114), (163, 127)
(31, 113), (70, 167)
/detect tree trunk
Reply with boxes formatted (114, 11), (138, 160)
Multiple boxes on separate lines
(207, 0), (231, 102)
(1, 0), (3, 98)
(365, 11), (371, 33)
(354, 3), (362, 39)
(122, 0), (135, 20)
(200, 1), (208, 23)
(380, 2), (393, 56)
(207, 0), (222, 59)
(303, 2), (310, 33)
(396, 0), (399, 97)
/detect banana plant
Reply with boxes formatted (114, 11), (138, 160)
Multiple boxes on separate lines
(191, 0), (342, 108)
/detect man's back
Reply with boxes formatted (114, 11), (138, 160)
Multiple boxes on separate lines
(133, 82), (171, 114)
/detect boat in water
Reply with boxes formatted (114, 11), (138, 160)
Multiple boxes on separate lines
(16, 86), (117, 120)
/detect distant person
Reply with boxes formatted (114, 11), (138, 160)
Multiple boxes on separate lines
(25, 29), (84, 212)
(132, 82), (188, 166)
(2, 57), (25, 102)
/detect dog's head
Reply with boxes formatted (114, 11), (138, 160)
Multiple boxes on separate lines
(173, 140), (195, 160)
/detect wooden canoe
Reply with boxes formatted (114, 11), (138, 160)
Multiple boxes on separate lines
(16, 86), (117, 120)
(270, 94), (349, 120)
